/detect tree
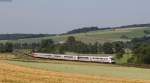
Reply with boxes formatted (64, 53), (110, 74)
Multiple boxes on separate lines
(132, 44), (150, 64)
(31, 43), (40, 49)
(97, 44), (103, 53)
(65, 36), (76, 52)
(120, 35), (128, 39)
(66, 36), (76, 44)
(54, 45), (65, 54)
(39, 39), (54, 53)
(144, 30), (150, 34)
(40, 39), (54, 48)
(5, 42), (13, 52)
(66, 27), (99, 34)
(88, 42), (99, 54)
(0, 43), (5, 52)
(113, 41), (125, 59)
(75, 42), (89, 54)
(103, 42), (114, 54)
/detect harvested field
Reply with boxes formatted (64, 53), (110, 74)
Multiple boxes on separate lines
(0, 62), (150, 83)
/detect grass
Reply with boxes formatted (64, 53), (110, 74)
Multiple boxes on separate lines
(1, 53), (150, 83)
(1, 53), (150, 80)
(0, 53), (16, 60)
(1, 62), (150, 83)
(115, 49), (133, 64)
(4, 60), (150, 80)
(116, 53), (133, 64)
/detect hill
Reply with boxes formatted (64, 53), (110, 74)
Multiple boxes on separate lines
(66, 26), (109, 34)
(15, 27), (150, 44)
(115, 23), (150, 29)
(52, 27), (150, 43)
(66, 23), (150, 35)
(0, 26), (150, 44)
(0, 34), (54, 40)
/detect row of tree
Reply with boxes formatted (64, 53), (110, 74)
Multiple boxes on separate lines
(127, 36), (150, 64)
(29, 36), (150, 64)
(0, 36), (125, 55)
(0, 43), (13, 52)
(66, 27), (100, 34)
(37, 36), (125, 55)
(1, 36), (150, 64)
(0, 34), (53, 40)
(0, 42), (40, 53)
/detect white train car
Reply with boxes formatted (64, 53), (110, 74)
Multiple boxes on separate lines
(52, 54), (64, 60)
(32, 53), (53, 59)
(63, 55), (78, 61)
(32, 53), (115, 63)
(91, 56), (114, 63)
(78, 56), (92, 61)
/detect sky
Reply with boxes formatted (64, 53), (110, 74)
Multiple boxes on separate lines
(0, 0), (150, 34)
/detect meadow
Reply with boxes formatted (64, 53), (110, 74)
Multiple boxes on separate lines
(1, 62), (150, 83)
(4, 60), (150, 80)
(1, 53), (150, 83)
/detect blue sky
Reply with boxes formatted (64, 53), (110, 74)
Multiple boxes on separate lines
(0, 0), (150, 34)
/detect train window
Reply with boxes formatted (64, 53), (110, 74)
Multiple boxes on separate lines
(103, 58), (108, 60)
(64, 56), (73, 58)
(93, 57), (101, 59)
(55, 56), (61, 57)
(78, 57), (89, 59)
(46, 55), (51, 56)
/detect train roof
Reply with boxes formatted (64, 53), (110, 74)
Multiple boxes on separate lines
(34, 53), (114, 57)
(65, 52), (114, 56)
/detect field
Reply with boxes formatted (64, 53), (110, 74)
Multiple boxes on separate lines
(0, 27), (150, 44)
(1, 53), (150, 83)
(1, 62), (150, 83)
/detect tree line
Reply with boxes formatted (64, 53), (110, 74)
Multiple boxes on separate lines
(0, 34), (54, 40)
(65, 23), (150, 35)
(0, 36), (125, 55)
(0, 42), (39, 53)
(126, 36), (150, 64)
(1, 36), (150, 64)
(37, 36), (125, 55)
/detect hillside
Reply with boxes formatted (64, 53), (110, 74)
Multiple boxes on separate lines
(0, 27), (150, 44)
(65, 23), (150, 35)
(66, 26), (107, 34)
(0, 34), (53, 40)
(51, 27), (150, 43)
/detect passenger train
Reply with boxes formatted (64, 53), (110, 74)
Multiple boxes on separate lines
(32, 53), (115, 63)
